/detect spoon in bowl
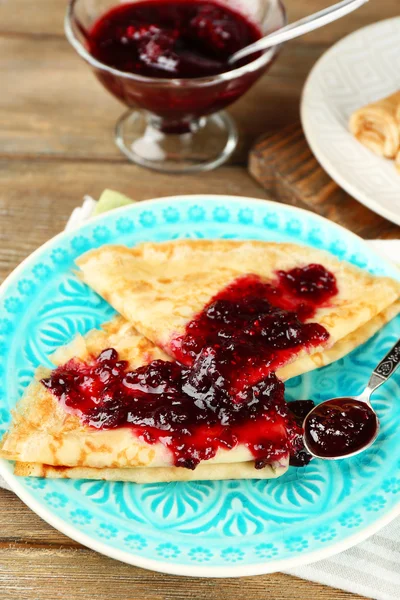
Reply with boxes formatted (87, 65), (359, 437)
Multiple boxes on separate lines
(229, 0), (369, 65)
(302, 336), (400, 460)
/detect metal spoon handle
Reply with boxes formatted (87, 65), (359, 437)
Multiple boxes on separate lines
(229, 0), (369, 65)
(364, 337), (400, 396)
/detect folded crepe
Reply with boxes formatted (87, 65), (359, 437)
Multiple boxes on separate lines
(76, 240), (400, 372)
(349, 90), (400, 159)
(3, 240), (399, 484)
(278, 299), (400, 380)
(14, 460), (280, 483)
(8, 299), (400, 483)
(0, 317), (291, 481)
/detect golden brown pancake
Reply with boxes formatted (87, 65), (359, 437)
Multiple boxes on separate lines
(279, 300), (400, 379)
(14, 460), (285, 483)
(3, 301), (399, 482)
(0, 317), (289, 477)
(349, 90), (400, 159)
(77, 240), (400, 364)
(2, 240), (399, 483)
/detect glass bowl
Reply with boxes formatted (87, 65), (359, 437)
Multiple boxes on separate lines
(65, 0), (287, 173)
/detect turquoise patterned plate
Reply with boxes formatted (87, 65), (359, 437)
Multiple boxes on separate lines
(0, 195), (399, 576)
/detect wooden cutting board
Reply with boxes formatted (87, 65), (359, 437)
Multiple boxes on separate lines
(248, 121), (399, 239)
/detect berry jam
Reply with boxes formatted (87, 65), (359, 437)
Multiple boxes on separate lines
(304, 398), (378, 459)
(87, 0), (262, 78)
(42, 265), (338, 470)
(278, 264), (338, 307)
(170, 269), (335, 396)
(43, 352), (297, 469)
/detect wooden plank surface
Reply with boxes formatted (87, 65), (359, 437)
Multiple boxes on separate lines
(249, 122), (400, 239)
(0, 159), (267, 280)
(0, 488), (367, 600)
(0, 0), (398, 598)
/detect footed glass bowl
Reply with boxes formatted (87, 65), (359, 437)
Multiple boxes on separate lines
(65, 0), (287, 173)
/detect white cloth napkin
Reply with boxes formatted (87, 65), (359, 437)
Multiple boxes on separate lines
(1, 199), (399, 598)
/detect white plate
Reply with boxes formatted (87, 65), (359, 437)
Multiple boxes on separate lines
(301, 17), (400, 226)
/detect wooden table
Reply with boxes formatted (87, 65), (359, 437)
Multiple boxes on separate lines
(1, 1), (399, 598)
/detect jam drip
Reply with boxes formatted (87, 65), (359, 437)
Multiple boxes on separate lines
(42, 264), (338, 470)
(87, 0), (262, 78)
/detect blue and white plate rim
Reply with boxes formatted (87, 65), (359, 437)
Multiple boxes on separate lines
(0, 193), (399, 578)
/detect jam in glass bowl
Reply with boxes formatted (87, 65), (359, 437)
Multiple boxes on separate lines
(65, 0), (287, 173)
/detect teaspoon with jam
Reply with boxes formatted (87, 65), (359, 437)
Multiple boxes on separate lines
(302, 337), (400, 460)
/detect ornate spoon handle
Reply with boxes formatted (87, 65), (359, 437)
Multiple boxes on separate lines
(365, 338), (400, 395)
